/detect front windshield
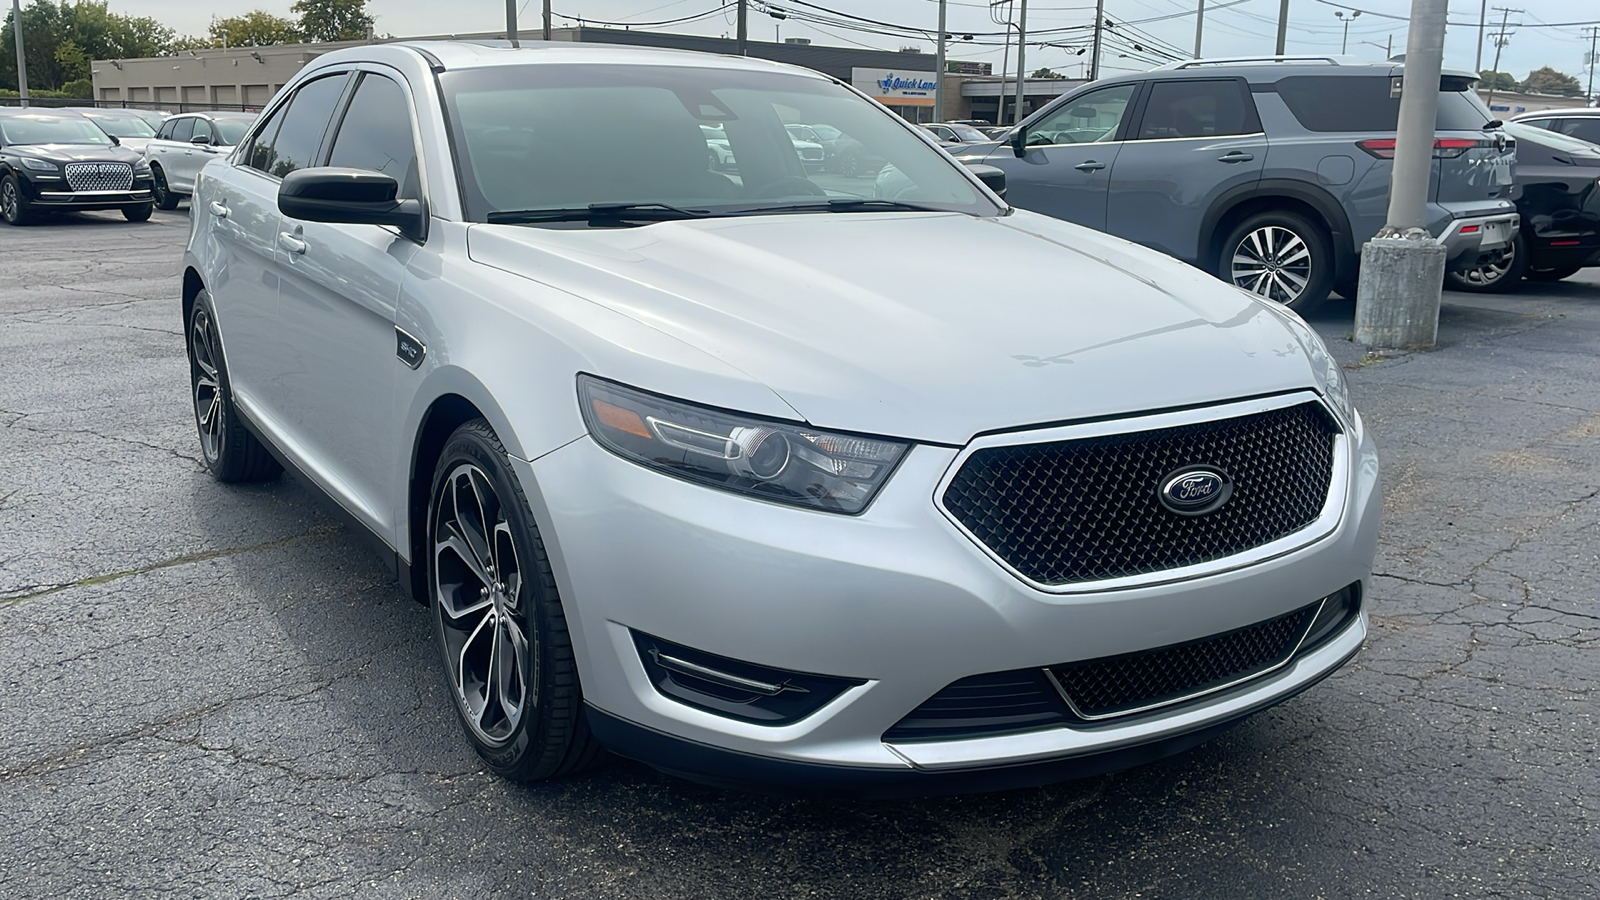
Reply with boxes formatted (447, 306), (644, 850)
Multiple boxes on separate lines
(439, 64), (997, 222)
(947, 123), (988, 141)
(83, 113), (155, 138)
(0, 116), (113, 146)
(214, 119), (251, 145)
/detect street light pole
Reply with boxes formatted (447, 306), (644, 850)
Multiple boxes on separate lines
(11, 0), (28, 108)
(543, 0), (552, 41)
(1014, 0), (1027, 123)
(1475, 0), (1488, 72)
(1354, 0), (1451, 350)
(935, 0), (947, 124)
(1336, 10), (1361, 54)
(504, 0), (517, 43)
(1274, 0), (1289, 54)
(1194, 0), (1205, 59)
(736, 0), (748, 55)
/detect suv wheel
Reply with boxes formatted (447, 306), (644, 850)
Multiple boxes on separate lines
(1444, 231), (1525, 293)
(1525, 262), (1582, 283)
(1, 174), (34, 226)
(188, 289), (282, 482)
(151, 165), (180, 211)
(1220, 211), (1333, 313)
(429, 420), (603, 781)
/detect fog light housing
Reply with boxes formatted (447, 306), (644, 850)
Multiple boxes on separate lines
(632, 631), (865, 725)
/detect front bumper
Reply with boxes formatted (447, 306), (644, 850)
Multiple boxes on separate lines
(1438, 210), (1520, 268)
(516, 401), (1381, 793)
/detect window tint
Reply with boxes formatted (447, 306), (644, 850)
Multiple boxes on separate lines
(1560, 119), (1600, 145)
(1519, 118), (1555, 131)
(252, 74), (348, 178)
(1027, 83), (1137, 146)
(245, 105), (288, 173)
(191, 118), (213, 144)
(154, 119), (173, 140)
(326, 73), (419, 198)
(168, 117), (194, 142)
(1277, 76), (1491, 132)
(1136, 80), (1253, 139)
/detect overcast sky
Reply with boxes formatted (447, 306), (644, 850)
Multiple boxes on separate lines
(109, 0), (1599, 84)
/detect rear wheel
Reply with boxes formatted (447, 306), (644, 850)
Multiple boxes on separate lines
(151, 165), (180, 210)
(1444, 231), (1526, 293)
(1, 174), (34, 226)
(1525, 263), (1583, 283)
(188, 290), (282, 482)
(1220, 210), (1333, 313)
(429, 419), (603, 782)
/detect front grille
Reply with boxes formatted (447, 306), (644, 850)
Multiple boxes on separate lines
(1050, 601), (1320, 719)
(64, 162), (133, 192)
(882, 669), (1068, 742)
(942, 401), (1338, 585)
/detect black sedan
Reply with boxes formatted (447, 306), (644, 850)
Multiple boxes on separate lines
(0, 110), (155, 225)
(1448, 121), (1600, 291)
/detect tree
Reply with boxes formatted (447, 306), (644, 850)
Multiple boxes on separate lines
(291, 0), (373, 43)
(1478, 70), (1518, 91)
(1030, 67), (1068, 79)
(1521, 66), (1584, 97)
(1, 1), (177, 90)
(208, 10), (302, 48)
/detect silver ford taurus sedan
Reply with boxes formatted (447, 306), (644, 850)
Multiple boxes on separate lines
(182, 40), (1380, 796)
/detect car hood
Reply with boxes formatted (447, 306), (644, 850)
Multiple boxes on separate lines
(466, 210), (1319, 444)
(10, 143), (144, 165)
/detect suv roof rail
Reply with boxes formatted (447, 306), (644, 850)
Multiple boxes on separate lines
(1157, 55), (1352, 70)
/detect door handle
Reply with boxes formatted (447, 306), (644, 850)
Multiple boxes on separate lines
(277, 232), (307, 255)
(1074, 160), (1106, 172)
(208, 201), (228, 219)
(1217, 151), (1255, 163)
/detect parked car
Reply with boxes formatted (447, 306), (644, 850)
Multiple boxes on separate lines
(68, 107), (159, 154)
(802, 122), (887, 177)
(701, 123), (737, 170)
(0, 109), (155, 224)
(1446, 120), (1600, 290)
(1509, 107), (1600, 147)
(923, 122), (991, 145)
(145, 111), (256, 209)
(958, 56), (1519, 311)
(184, 41), (1378, 796)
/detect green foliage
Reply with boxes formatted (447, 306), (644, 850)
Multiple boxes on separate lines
(1520, 66), (1584, 97)
(60, 77), (92, 97)
(1030, 67), (1067, 80)
(1478, 70), (1518, 91)
(291, 0), (373, 43)
(1, 1), (178, 91)
(208, 10), (303, 48)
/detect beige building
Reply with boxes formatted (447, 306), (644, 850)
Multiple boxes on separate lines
(92, 40), (368, 109)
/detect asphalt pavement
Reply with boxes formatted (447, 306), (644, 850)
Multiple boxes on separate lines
(1, 209), (1595, 898)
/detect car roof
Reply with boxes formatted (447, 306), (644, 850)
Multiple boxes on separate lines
(1509, 108), (1600, 119)
(1130, 55), (1477, 84)
(312, 38), (834, 81)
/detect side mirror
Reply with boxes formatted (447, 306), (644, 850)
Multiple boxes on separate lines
(963, 163), (1007, 199)
(190, 134), (211, 146)
(278, 167), (427, 243)
(1009, 127), (1027, 158)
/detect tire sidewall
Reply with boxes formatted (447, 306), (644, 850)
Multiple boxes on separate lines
(1444, 231), (1526, 293)
(151, 166), (177, 210)
(2, 174), (27, 225)
(428, 426), (551, 773)
(1219, 210), (1333, 313)
(188, 290), (235, 476)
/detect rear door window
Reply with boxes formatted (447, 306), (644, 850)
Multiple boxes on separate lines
(1559, 118), (1600, 144)
(1135, 79), (1256, 139)
(1276, 75), (1490, 132)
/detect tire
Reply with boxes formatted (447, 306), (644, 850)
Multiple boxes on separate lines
(429, 419), (603, 782)
(187, 289), (282, 483)
(1219, 210), (1334, 314)
(1444, 231), (1526, 293)
(1, 173), (35, 226)
(151, 165), (180, 210)
(1525, 262), (1583, 283)
(123, 202), (153, 222)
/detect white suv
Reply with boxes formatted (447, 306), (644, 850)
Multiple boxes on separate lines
(181, 41), (1380, 796)
(145, 111), (254, 209)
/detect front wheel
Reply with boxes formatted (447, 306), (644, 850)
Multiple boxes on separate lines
(1, 174), (34, 226)
(1444, 231), (1526, 293)
(429, 420), (602, 781)
(1219, 210), (1334, 314)
(123, 203), (153, 222)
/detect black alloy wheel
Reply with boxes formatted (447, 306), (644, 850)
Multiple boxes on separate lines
(1, 174), (34, 225)
(151, 166), (179, 211)
(429, 420), (602, 781)
(187, 290), (281, 482)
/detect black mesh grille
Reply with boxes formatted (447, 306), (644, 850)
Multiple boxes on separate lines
(942, 402), (1338, 585)
(882, 670), (1068, 742)
(1050, 601), (1320, 719)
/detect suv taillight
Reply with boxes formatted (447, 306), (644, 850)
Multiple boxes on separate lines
(1358, 138), (1484, 160)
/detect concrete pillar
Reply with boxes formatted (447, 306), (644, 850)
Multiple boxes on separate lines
(1354, 238), (1447, 349)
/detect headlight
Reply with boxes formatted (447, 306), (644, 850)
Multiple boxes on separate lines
(1248, 293), (1355, 429)
(579, 375), (910, 514)
(133, 158), (151, 173)
(20, 157), (56, 172)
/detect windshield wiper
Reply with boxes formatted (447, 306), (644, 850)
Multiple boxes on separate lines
(486, 202), (713, 225)
(725, 198), (951, 216)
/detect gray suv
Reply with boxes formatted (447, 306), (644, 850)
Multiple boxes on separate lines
(958, 56), (1518, 311)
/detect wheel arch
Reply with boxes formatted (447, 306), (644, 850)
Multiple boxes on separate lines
(1202, 181), (1355, 284)
(181, 266), (205, 345)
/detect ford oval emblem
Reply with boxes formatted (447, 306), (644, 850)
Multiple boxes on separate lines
(1159, 467), (1232, 516)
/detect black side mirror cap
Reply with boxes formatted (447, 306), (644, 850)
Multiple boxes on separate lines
(962, 162), (1007, 199)
(1009, 128), (1026, 157)
(278, 167), (427, 243)
(190, 134), (211, 145)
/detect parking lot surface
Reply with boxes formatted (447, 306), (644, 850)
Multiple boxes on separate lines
(1, 210), (1595, 898)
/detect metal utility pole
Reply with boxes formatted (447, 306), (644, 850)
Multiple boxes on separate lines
(935, 0), (947, 123)
(1274, 0), (1289, 54)
(1336, 10), (1361, 54)
(1585, 26), (1599, 106)
(736, 0), (748, 55)
(1014, 0), (1027, 122)
(10, 0), (27, 108)
(1483, 8), (1518, 112)
(504, 0), (517, 42)
(1475, 0), (1488, 71)
(1194, 0), (1205, 59)
(543, 0), (552, 41)
(1354, 0), (1450, 350)
(1089, 0), (1104, 79)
